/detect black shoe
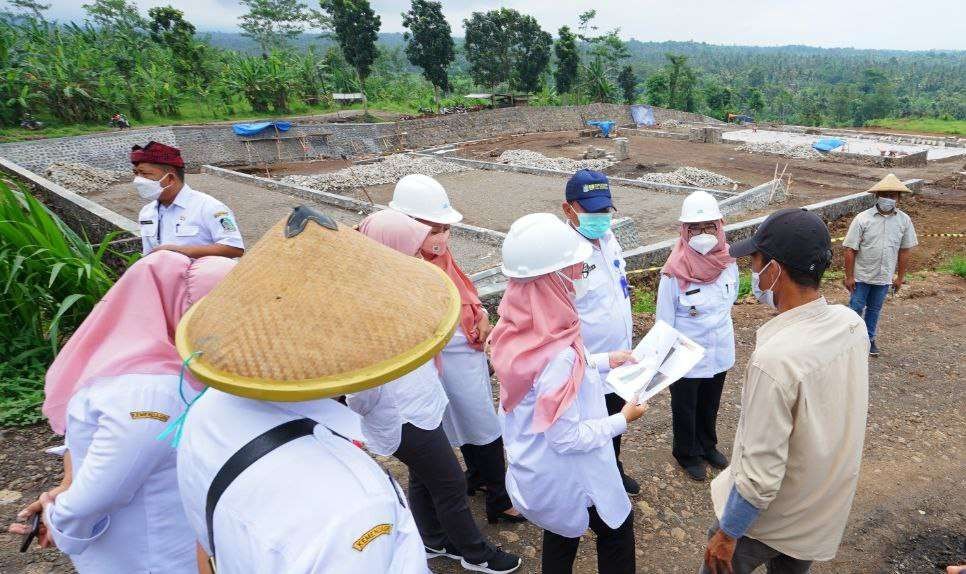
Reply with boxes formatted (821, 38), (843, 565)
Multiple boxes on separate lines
(622, 473), (641, 496)
(682, 461), (707, 482)
(461, 548), (521, 573)
(486, 509), (528, 525)
(703, 449), (729, 470)
(425, 543), (462, 561)
(466, 483), (488, 497)
(870, 340), (880, 357)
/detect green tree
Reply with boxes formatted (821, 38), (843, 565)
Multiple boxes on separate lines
(554, 26), (580, 101)
(401, 0), (454, 112)
(239, 0), (313, 55)
(664, 53), (696, 111)
(703, 82), (732, 119)
(617, 65), (636, 103)
(322, 0), (380, 115)
(743, 87), (765, 115)
(644, 71), (668, 107)
(148, 6), (205, 83)
(463, 8), (519, 89)
(510, 15), (551, 93)
(82, 0), (146, 31)
(6, 0), (50, 20)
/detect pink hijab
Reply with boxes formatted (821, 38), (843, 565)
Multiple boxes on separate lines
(357, 209), (430, 256)
(489, 271), (586, 432)
(43, 251), (236, 435)
(422, 236), (488, 352)
(661, 220), (735, 290)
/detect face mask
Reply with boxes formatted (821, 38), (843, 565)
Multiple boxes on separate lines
(420, 229), (450, 256)
(133, 175), (169, 201)
(555, 268), (589, 299)
(576, 213), (612, 240)
(688, 233), (718, 255)
(751, 259), (781, 309)
(877, 197), (897, 212)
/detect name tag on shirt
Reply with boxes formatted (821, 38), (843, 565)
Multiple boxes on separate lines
(140, 220), (156, 236)
(175, 224), (200, 237)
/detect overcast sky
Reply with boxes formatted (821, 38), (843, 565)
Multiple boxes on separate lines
(35, 0), (966, 51)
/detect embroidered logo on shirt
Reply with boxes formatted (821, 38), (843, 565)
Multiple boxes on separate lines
(130, 411), (170, 422)
(213, 211), (228, 218)
(219, 217), (237, 232)
(352, 523), (392, 551)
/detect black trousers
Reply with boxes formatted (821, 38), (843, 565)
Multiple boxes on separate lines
(670, 371), (727, 466)
(460, 437), (513, 516)
(604, 392), (628, 477)
(393, 423), (489, 562)
(541, 507), (635, 574)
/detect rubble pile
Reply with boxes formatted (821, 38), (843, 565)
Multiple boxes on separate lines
(281, 154), (469, 191)
(496, 149), (615, 172)
(637, 167), (737, 188)
(735, 142), (822, 160)
(44, 162), (129, 195)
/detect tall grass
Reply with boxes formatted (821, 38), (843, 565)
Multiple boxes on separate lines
(0, 180), (121, 425)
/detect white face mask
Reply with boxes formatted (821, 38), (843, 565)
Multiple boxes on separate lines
(556, 270), (589, 299)
(688, 233), (718, 255)
(877, 197), (897, 212)
(751, 259), (781, 309)
(133, 175), (169, 201)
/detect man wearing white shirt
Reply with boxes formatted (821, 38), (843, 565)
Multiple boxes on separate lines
(561, 169), (639, 496)
(130, 141), (245, 258)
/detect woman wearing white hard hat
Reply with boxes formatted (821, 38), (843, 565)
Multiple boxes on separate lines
(390, 174), (524, 525)
(490, 213), (646, 574)
(656, 190), (738, 482)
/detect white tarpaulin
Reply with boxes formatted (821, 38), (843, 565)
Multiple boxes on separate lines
(606, 320), (705, 405)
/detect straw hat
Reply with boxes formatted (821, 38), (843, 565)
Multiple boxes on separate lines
(175, 205), (460, 401)
(867, 173), (912, 194)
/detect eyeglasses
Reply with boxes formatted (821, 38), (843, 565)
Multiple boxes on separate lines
(686, 223), (717, 236)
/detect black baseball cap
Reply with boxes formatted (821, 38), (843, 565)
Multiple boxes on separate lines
(565, 169), (614, 212)
(729, 208), (832, 273)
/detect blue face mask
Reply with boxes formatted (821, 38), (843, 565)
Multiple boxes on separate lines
(576, 213), (612, 239)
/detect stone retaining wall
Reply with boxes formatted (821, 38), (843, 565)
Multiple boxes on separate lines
(0, 127), (175, 173)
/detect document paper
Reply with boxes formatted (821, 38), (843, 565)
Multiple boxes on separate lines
(605, 320), (706, 405)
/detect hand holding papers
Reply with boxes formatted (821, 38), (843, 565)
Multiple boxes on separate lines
(606, 320), (705, 405)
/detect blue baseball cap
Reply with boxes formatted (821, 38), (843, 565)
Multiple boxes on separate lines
(565, 169), (614, 213)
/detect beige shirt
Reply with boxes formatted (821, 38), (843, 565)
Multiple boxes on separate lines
(711, 297), (869, 561)
(842, 207), (917, 285)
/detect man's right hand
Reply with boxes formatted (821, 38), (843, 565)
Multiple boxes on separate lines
(843, 277), (856, 293)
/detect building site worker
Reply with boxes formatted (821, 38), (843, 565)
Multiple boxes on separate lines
(131, 141), (244, 258)
(389, 174), (523, 525)
(174, 205), (442, 573)
(843, 173), (918, 357)
(491, 213), (647, 574)
(656, 190), (738, 482)
(703, 208), (869, 574)
(351, 209), (521, 574)
(559, 169), (639, 496)
(8, 252), (234, 573)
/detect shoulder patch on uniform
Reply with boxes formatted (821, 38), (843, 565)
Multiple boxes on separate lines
(219, 217), (237, 232)
(213, 211), (228, 218)
(130, 411), (170, 422)
(352, 523), (392, 551)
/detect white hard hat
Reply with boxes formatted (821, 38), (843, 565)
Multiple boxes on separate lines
(679, 190), (723, 223)
(388, 174), (463, 224)
(501, 213), (593, 279)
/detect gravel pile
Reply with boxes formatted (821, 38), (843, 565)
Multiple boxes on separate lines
(281, 154), (469, 191)
(44, 162), (129, 195)
(496, 149), (615, 172)
(657, 119), (683, 129)
(637, 167), (737, 188)
(735, 141), (822, 160)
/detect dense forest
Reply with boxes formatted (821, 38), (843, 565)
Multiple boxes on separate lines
(1, 0), (964, 141)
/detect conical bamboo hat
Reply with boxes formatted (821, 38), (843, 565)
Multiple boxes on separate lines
(867, 173), (912, 194)
(175, 206), (460, 401)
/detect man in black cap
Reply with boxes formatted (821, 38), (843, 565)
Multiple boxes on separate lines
(701, 208), (870, 574)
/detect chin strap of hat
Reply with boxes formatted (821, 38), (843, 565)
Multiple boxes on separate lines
(157, 351), (205, 448)
(285, 205), (338, 238)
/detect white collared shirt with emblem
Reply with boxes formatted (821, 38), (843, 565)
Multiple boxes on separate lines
(177, 392), (429, 574)
(655, 262), (739, 378)
(572, 229), (634, 378)
(501, 347), (631, 538)
(138, 184), (244, 255)
(43, 374), (198, 573)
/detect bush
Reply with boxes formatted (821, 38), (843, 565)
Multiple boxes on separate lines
(632, 287), (656, 314)
(943, 255), (966, 278)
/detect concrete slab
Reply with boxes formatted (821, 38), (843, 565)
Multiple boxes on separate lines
(723, 128), (966, 161)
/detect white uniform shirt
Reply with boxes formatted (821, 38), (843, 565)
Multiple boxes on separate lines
(138, 184), (244, 255)
(655, 263), (739, 379)
(438, 326), (502, 447)
(177, 391), (429, 574)
(44, 374), (197, 574)
(501, 347), (632, 538)
(573, 230), (634, 376)
(346, 360), (449, 456)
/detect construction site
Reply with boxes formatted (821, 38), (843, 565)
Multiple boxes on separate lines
(0, 103), (963, 573)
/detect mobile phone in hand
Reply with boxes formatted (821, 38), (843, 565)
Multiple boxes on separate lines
(19, 513), (40, 552)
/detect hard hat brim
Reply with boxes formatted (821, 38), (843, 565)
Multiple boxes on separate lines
(500, 237), (594, 279)
(388, 201), (464, 225)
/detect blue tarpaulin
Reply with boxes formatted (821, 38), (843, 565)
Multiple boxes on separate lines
(630, 105), (656, 127)
(587, 120), (616, 137)
(232, 121), (292, 136)
(812, 137), (845, 152)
